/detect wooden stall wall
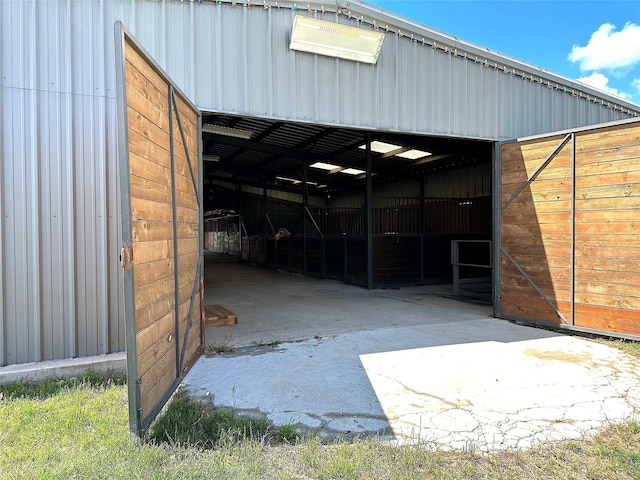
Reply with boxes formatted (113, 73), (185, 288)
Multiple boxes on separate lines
(497, 119), (640, 337)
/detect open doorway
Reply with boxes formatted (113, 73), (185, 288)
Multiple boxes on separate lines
(201, 112), (493, 292)
(198, 112), (494, 346)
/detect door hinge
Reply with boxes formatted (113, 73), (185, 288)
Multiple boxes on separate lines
(121, 244), (134, 271)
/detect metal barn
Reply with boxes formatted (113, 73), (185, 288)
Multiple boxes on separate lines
(2, 0), (639, 380)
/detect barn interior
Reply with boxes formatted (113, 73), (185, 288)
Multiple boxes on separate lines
(201, 112), (494, 293)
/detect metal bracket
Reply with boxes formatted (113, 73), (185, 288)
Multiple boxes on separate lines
(121, 244), (134, 271)
(135, 379), (143, 433)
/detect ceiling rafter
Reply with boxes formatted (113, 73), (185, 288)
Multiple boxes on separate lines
(232, 127), (339, 179)
(200, 113), (493, 194)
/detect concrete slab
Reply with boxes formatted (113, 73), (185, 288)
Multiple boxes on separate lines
(203, 258), (491, 348)
(0, 352), (126, 385)
(185, 320), (640, 451)
(185, 261), (640, 451)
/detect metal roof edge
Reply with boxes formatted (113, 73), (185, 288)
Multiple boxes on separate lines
(198, 107), (498, 142)
(280, 0), (640, 113)
(503, 117), (640, 144)
(349, 1), (640, 112)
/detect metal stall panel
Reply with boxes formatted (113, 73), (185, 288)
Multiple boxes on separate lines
(496, 118), (640, 338)
(115, 23), (203, 436)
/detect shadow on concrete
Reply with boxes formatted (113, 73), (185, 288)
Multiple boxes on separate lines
(187, 255), (630, 448)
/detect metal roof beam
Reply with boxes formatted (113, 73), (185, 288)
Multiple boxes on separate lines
(206, 174), (327, 197)
(232, 127), (339, 179)
(205, 122), (285, 162)
(204, 133), (320, 162)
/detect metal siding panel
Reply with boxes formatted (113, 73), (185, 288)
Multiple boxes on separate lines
(72, 93), (111, 358)
(374, 180), (420, 197)
(397, 40), (418, 132)
(0, 0), (125, 365)
(246, 9), (271, 116)
(69, 0), (105, 97)
(106, 97), (125, 353)
(413, 47), (432, 133)
(39, 91), (62, 361)
(2, 88), (40, 365)
(272, 12), (296, 120)
(450, 55), (465, 136)
(165, 2), (195, 100)
(465, 61), (482, 138)
(316, 56), (339, 122)
(375, 34), (397, 129)
(433, 51), (451, 134)
(4, 1), (33, 90)
(493, 71), (510, 137)
(221, 10), (248, 114)
(293, 47), (318, 122)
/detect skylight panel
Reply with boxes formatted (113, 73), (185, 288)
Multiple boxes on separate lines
(358, 141), (402, 154)
(395, 149), (432, 160)
(340, 168), (365, 175)
(310, 162), (340, 171)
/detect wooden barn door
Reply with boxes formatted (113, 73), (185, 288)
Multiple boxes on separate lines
(496, 120), (640, 338)
(115, 23), (204, 436)
(497, 134), (574, 326)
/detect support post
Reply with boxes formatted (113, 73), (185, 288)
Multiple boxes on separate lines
(366, 132), (373, 290)
(262, 180), (267, 233)
(302, 163), (308, 276)
(452, 240), (460, 296)
(419, 176), (425, 282)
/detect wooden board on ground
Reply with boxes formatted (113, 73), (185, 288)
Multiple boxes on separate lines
(205, 305), (238, 326)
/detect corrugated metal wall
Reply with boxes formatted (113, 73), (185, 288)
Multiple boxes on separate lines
(1, 0), (638, 366)
(425, 164), (492, 198)
(332, 164), (492, 207)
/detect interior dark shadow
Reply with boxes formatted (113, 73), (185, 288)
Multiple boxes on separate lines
(201, 112), (493, 303)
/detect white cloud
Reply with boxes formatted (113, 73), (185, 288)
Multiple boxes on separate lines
(577, 72), (629, 99)
(633, 78), (640, 93)
(569, 22), (640, 72)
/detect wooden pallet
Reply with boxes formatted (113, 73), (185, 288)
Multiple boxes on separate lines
(204, 304), (238, 326)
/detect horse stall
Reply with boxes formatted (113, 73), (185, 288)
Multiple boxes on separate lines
(204, 210), (243, 258)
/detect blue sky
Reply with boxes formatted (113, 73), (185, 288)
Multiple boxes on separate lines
(366, 1), (640, 106)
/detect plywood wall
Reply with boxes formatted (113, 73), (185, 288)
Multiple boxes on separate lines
(498, 120), (640, 337)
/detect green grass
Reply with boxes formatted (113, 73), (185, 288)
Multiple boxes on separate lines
(609, 339), (640, 359)
(147, 391), (275, 448)
(1, 338), (639, 479)
(204, 336), (238, 356)
(0, 371), (126, 399)
(251, 340), (283, 348)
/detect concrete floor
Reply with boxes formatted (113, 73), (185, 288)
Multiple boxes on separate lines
(183, 254), (640, 451)
(202, 253), (492, 348)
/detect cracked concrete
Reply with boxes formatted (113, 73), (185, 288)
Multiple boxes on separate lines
(182, 260), (640, 451)
(183, 317), (640, 451)
(360, 333), (640, 450)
